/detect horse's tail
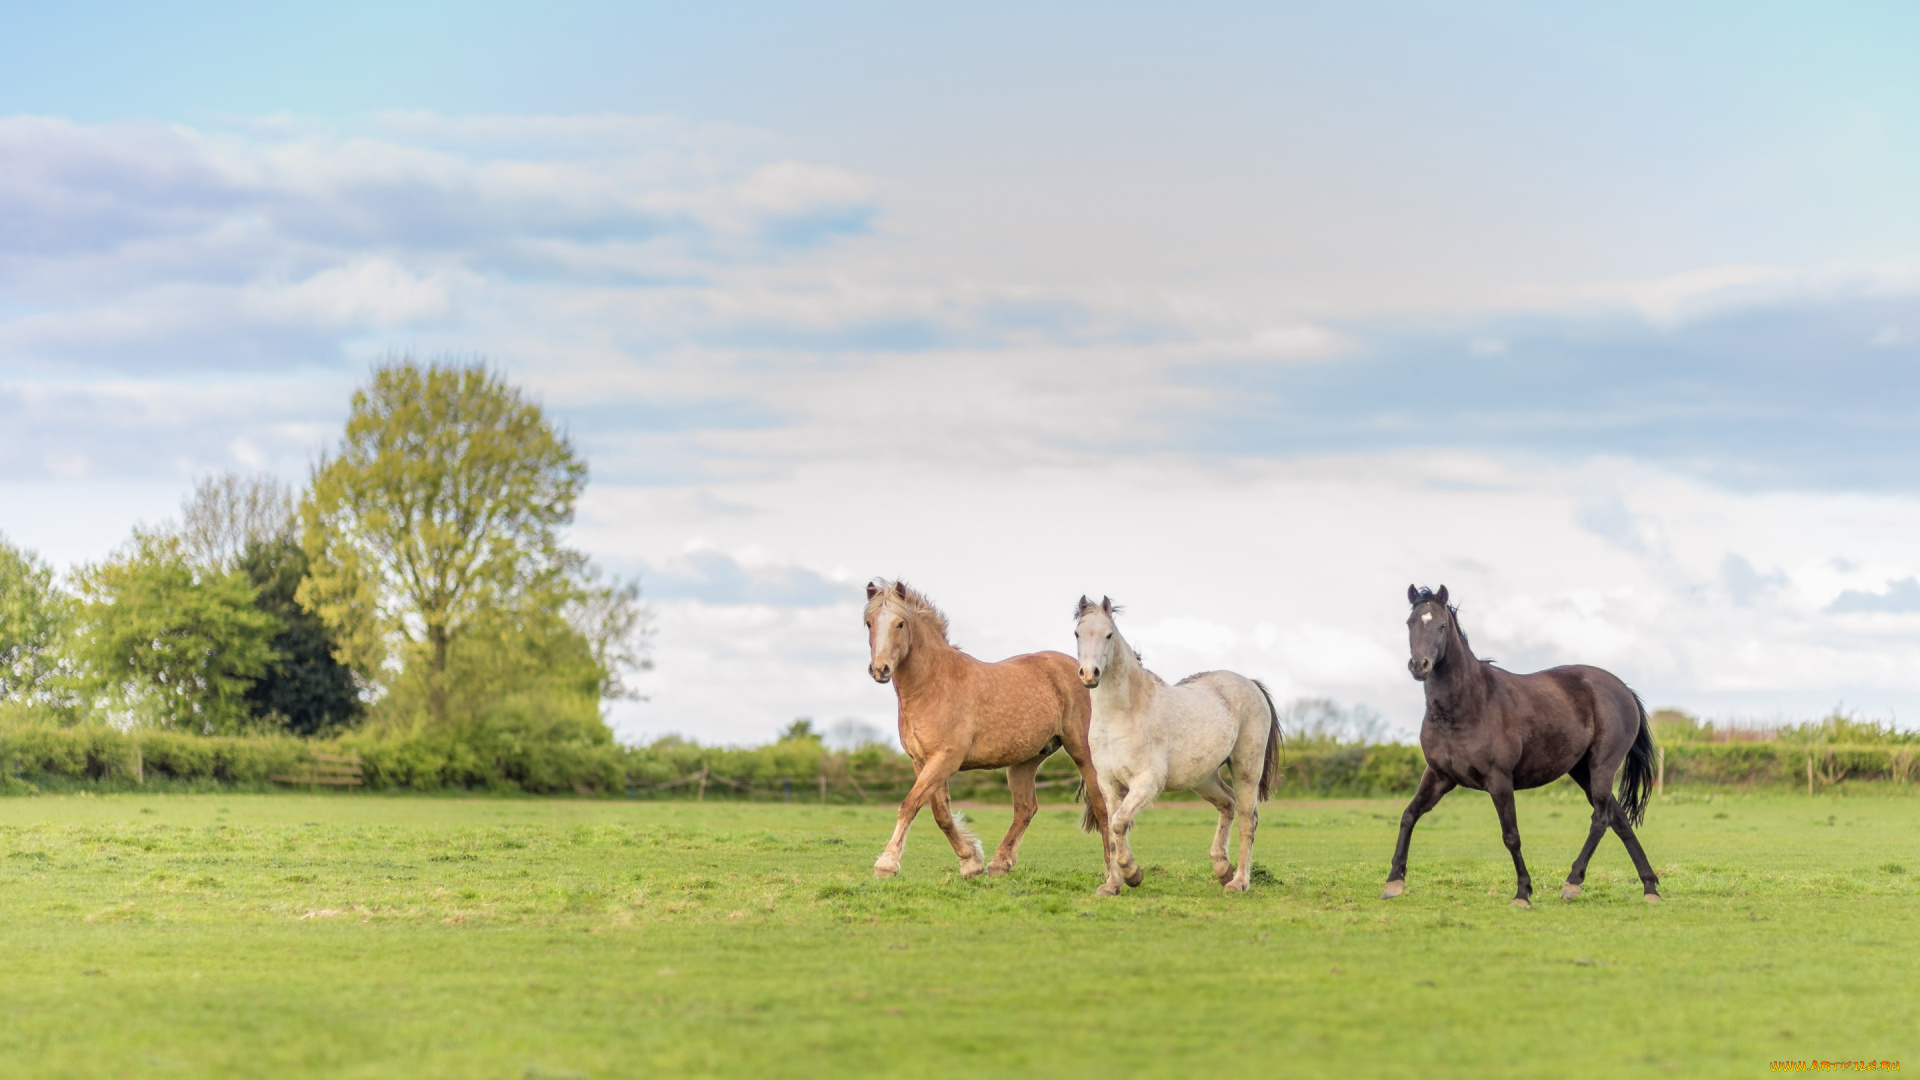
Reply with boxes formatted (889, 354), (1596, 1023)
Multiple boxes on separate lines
(1617, 691), (1655, 827)
(1253, 679), (1282, 803)
(1076, 780), (1099, 833)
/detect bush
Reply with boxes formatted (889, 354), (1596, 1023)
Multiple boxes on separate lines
(1662, 742), (1919, 788)
(1, 714), (1915, 797)
(1274, 743), (1426, 797)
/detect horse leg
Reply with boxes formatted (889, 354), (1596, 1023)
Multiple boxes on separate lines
(1219, 705), (1272, 894)
(1111, 778), (1161, 889)
(1060, 723), (1115, 865)
(874, 753), (960, 878)
(1561, 761), (1609, 900)
(1094, 775), (1129, 896)
(988, 756), (1044, 876)
(929, 787), (987, 878)
(1191, 772), (1237, 885)
(1384, 766), (1454, 898)
(1488, 776), (1533, 907)
(1226, 760), (1262, 894)
(1609, 802), (1663, 901)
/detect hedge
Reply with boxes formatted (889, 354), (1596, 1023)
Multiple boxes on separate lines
(1, 724), (1914, 797)
(1659, 742), (1919, 789)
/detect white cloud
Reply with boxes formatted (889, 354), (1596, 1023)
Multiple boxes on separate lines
(570, 449), (1920, 743)
(1871, 324), (1912, 347)
(1513, 261), (1920, 329)
(243, 259), (458, 327)
(731, 161), (879, 217)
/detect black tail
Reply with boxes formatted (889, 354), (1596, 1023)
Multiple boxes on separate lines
(1076, 780), (1098, 834)
(1617, 692), (1654, 826)
(1253, 679), (1282, 802)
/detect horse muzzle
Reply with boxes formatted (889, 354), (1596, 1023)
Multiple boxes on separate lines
(870, 663), (892, 683)
(1079, 666), (1102, 688)
(1409, 657), (1434, 681)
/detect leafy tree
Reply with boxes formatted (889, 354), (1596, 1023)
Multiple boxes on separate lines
(167, 474), (361, 735)
(0, 534), (75, 709)
(778, 718), (821, 744)
(73, 533), (280, 733)
(237, 536), (363, 736)
(300, 357), (645, 727)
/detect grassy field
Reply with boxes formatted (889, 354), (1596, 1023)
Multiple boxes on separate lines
(0, 788), (1913, 1078)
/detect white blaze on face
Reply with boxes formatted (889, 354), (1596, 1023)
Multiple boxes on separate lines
(1075, 613), (1111, 675)
(1420, 611), (1434, 624)
(871, 602), (906, 667)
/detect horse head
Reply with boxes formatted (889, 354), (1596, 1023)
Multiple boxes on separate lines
(1073, 595), (1120, 688)
(1405, 583), (1451, 681)
(865, 579), (914, 683)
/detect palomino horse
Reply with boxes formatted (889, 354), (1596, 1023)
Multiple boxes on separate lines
(1073, 596), (1280, 896)
(864, 579), (1112, 879)
(1388, 585), (1661, 906)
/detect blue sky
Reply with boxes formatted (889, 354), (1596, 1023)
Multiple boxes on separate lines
(3, 2), (1919, 741)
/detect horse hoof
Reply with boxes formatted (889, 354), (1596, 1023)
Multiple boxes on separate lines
(986, 864), (1010, 878)
(959, 864), (985, 880)
(873, 866), (897, 879)
(1560, 883), (1582, 900)
(1095, 882), (1122, 897)
(1644, 892), (1662, 904)
(1214, 867), (1234, 886)
(1510, 897), (1531, 909)
(1124, 867), (1145, 888)
(1222, 880), (1248, 894)
(1381, 880), (1405, 900)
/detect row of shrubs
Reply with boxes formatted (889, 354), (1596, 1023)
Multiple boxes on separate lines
(1274, 742), (1919, 794)
(5, 721), (1916, 798)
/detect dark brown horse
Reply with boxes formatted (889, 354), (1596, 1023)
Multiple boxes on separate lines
(1385, 585), (1660, 906)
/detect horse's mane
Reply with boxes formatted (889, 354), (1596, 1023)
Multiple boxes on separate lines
(867, 578), (953, 646)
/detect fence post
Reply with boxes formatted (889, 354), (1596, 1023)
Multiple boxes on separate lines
(697, 767), (708, 801)
(1656, 746), (1664, 798)
(1805, 753), (1813, 797)
(819, 771), (827, 803)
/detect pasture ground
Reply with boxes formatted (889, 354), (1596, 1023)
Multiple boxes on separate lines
(0, 789), (1914, 1078)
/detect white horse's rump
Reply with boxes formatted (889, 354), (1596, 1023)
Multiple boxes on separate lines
(1073, 596), (1280, 895)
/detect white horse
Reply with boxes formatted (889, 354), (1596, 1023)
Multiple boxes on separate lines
(1073, 596), (1280, 895)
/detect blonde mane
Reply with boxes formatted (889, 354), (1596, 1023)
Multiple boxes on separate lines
(866, 578), (954, 647)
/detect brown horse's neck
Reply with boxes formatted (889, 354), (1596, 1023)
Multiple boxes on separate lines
(891, 629), (964, 713)
(1424, 619), (1490, 726)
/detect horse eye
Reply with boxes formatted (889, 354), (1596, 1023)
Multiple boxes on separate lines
(1106, 632), (1112, 639)
(896, 620), (905, 629)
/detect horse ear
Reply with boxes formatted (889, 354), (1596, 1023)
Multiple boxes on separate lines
(1435, 584), (1449, 605)
(1101, 596), (1113, 614)
(1076, 595), (1091, 616)
(1407, 584), (1420, 605)
(866, 581), (880, 599)
(894, 581), (908, 599)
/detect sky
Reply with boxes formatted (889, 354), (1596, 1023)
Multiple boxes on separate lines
(3, 2), (1920, 744)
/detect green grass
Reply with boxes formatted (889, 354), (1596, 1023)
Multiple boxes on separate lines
(1, 789), (1914, 1078)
